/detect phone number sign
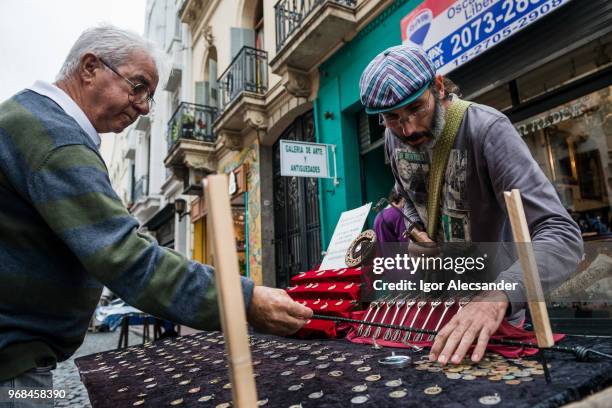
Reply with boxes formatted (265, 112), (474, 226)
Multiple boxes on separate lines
(401, 0), (573, 75)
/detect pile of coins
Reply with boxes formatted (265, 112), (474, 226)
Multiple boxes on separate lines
(413, 352), (547, 385)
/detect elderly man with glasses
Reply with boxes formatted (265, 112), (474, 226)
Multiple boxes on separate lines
(359, 45), (583, 367)
(0, 25), (311, 406)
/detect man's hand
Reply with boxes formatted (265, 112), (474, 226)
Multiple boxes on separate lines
(247, 286), (313, 336)
(429, 290), (509, 365)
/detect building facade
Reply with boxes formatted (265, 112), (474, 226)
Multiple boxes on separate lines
(315, 0), (612, 249)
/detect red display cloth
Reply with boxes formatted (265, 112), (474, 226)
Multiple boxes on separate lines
(346, 304), (565, 358)
(286, 267), (364, 339)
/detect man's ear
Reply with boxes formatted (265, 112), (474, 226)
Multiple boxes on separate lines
(435, 74), (445, 99)
(79, 53), (100, 84)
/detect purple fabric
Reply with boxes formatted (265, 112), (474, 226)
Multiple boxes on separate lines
(373, 206), (408, 242)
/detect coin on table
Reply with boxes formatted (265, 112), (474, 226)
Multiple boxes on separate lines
(198, 396), (213, 402)
(216, 403), (231, 408)
(462, 375), (476, 381)
(308, 391), (324, 399)
(427, 367), (443, 373)
(170, 399), (183, 406)
(316, 355), (329, 361)
(505, 380), (521, 385)
(288, 405), (303, 408)
(357, 366), (371, 373)
(222, 382), (232, 389)
(389, 389), (407, 398)
(164, 367), (175, 372)
(301, 373), (316, 380)
(328, 370), (343, 377)
(333, 357), (346, 362)
(145, 383), (157, 389)
(133, 400), (145, 406)
(351, 395), (369, 404)
(502, 375), (515, 380)
(137, 393), (147, 398)
(424, 385), (442, 395)
(258, 399), (269, 406)
(520, 377), (534, 382)
(270, 354), (282, 359)
(365, 374), (381, 382)
(118, 387), (128, 393)
(447, 367), (463, 373)
(478, 393), (501, 405)
(180, 379), (192, 386)
(488, 376), (502, 381)
(531, 369), (545, 375)
(143, 377), (155, 383)
(172, 373), (183, 379)
(109, 374), (118, 379)
(352, 384), (368, 393)
(316, 363), (331, 370)
(385, 379), (402, 387)
(415, 365), (430, 371)
(296, 360), (310, 366)
(209, 377), (221, 384)
(288, 384), (303, 391)
(285, 356), (298, 362)
(281, 370), (294, 376)
(446, 373), (462, 380)
(514, 371), (531, 378)
(350, 360), (364, 366)
(188, 387), (201, 394)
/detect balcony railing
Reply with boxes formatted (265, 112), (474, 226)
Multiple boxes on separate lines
(133, 175), (149, 203)
(218, 46), (268, 111)
(275, 0), (357, 51)
(167, 102), (218, 152)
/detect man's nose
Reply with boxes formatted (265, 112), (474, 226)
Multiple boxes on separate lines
(400, 120), (417, 136)
(134, 100), (150, 116)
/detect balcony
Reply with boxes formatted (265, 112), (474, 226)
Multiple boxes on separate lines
(167, 102), (217, 152)
(218, 46), (268, 111)
(271, 0), (357, 77)
(164, 102), (219, 194)
(214, 46), (269, 151)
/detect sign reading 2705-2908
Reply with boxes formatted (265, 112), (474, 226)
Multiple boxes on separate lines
(401, 0), (572, 75)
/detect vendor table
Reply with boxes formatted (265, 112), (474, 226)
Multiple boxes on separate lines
(75, 332), (612, 407)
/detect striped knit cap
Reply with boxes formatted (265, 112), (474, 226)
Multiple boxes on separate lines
(360, 45), (436, 114)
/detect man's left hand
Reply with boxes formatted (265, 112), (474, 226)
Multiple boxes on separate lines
(429, 290), (509, 365)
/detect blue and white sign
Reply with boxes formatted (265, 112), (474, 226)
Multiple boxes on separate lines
(401, 0), (573, 75)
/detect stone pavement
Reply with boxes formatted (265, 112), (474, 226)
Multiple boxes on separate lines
(53, 330), (141, 408)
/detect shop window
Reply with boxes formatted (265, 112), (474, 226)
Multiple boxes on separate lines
(517, 32), (612, 103)
(516, 85), (612, 239)
(356, 109), (385, 155)
(472, 83), (513, 112)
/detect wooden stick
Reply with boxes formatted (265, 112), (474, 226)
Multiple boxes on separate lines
(205, 175), (258, 407)
(504, 189), (555, 347)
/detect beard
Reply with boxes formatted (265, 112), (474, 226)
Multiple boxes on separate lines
(405, 97), (446, 150)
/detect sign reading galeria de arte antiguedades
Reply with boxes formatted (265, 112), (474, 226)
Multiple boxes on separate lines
(280, 140), (330, 179)
(401, 0), (573, 75)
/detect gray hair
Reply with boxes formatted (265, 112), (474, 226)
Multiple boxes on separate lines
(56, 24), (169, 87)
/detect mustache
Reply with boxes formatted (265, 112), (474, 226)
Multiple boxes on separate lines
(401, 131), (433, 142)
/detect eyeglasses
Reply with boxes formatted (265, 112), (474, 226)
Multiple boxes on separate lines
(379, 91), (431, 128)
(99, 58), (154, 107)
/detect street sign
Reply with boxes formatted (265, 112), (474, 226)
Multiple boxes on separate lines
(401, 0), (573, 75)
(280, 140), (330, 178)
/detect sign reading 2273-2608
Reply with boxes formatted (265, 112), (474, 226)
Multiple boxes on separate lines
(401, 0), (572, 75)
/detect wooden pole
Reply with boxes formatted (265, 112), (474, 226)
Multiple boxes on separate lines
(205, 175), (258, 407)
(504, 189), (554, 347)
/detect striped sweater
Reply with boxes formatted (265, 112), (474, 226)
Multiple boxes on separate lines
(0, 90), (254, 381)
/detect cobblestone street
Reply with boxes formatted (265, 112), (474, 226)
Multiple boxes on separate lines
(53, 330), (141, 408)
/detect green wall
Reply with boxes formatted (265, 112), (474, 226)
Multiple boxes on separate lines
(316, 0), (420, 247)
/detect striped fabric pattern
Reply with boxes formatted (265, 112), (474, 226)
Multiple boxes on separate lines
(0, 90), (254, 381)
(360, 45), (436, 114)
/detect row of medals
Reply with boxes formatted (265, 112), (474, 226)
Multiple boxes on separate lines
(93, 332), (546, 407)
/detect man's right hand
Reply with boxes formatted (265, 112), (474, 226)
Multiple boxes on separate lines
(247, 286), (313, 336)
